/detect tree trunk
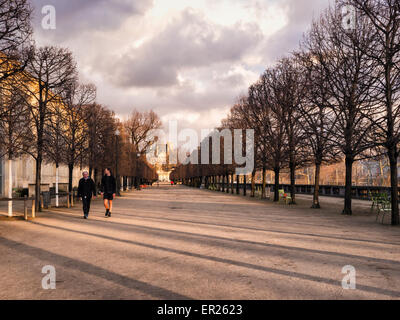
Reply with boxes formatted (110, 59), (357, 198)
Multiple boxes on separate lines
(243, 175), (247, 196)
(262, 167), (267, 199)
(251, 170), (256, 197)
(343, 156), (353, 215)
(231, 174), (234, 194)
(388, 149), (400, 225)
(224, 175), (227, 193)
(8, 158), (12, 217)
(290, 161), (296, 204)
(274, 168), (280, 202)
(94, 168), (98, 188)
(55, 164), (59, 207)
(68, 163), (74, 204)
(35, 154), (42, 213)
(224, 175), (229, 193)
(312, 162), (321, 209)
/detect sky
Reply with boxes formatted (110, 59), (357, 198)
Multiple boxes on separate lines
(31, 0), (331, 134)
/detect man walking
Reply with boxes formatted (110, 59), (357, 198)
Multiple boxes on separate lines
(78, 171), (96, 219)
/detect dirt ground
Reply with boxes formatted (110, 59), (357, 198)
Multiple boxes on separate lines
(0, 185), (399, 300)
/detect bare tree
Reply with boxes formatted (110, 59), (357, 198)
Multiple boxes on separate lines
(61, 82), (96, 199)
(85, 104), (107, 177)
(19, 46), (77, 210)
(0, 0), (33, 83)
(224, 96), (263, 197)
(266, 58), (309, 204)
(305, 7), (379, 215)
(296, 50), (341, 208)
(124, 109), (162, 155)
(44, 104), (65, 207)
(84, 104), (118, 186)
(257, 70), (289, 202)
(344, 0), (400, 225)
(0, 79), (30, 216)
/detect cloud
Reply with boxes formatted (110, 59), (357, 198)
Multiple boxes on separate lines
(261, 0), (331, 63)
(30, 0), (332, 135)
(107, 8), (263, 88)
(32, 0), (153, 42)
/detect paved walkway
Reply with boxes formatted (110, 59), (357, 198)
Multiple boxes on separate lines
(0, 185), (399, 300)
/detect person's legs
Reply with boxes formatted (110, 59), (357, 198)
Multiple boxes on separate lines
(103, 199), (109, 209)
(86, 198), (91, 217)
(82, 198), (87, 218)
(104, 198), (110, 217)
(109, 200), (113, 214)
(83, 197), (90, 218)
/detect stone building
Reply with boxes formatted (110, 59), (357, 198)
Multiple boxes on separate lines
(0, 155), (86, 198)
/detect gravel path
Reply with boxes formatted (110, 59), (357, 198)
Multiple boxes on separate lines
(0, 185), (399, 300)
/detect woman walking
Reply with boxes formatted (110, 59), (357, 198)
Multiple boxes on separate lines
(101, 168), (117, 218)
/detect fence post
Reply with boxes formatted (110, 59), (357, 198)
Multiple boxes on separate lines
(40, 194), (44, 210)
(31, 199), (35, 219)
(24, 196), (28, 221)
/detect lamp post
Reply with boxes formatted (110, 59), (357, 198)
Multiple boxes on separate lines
(115, 129), (121, 196)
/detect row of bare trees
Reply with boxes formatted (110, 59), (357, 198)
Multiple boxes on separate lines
(0, 0), (159, 214)
(171, 0), (400, 226)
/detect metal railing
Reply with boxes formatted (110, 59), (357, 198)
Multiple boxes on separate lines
(0, 190), (81, 220)
(204, 182), (394, 201)
(0, 196), (36, 220)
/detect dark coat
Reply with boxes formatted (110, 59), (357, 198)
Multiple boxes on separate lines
(78, 178), (96, 198)
(101, 175), (117, 194)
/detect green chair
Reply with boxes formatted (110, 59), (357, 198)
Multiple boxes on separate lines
(279, 189), (292, 205)
(369, 192), (379, 212)
(377, 199), (392, 224)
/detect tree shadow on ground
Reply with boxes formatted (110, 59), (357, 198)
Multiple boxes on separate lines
(0, 236), (190, 300)
(18, 221), (400, 298)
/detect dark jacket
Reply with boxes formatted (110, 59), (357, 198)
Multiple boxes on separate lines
(78, 178), (96, 198)
(101, 175), (117, 194)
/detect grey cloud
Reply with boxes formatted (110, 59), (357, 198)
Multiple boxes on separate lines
(32, 0), (153, 42)
(108, 9), (263, 88)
